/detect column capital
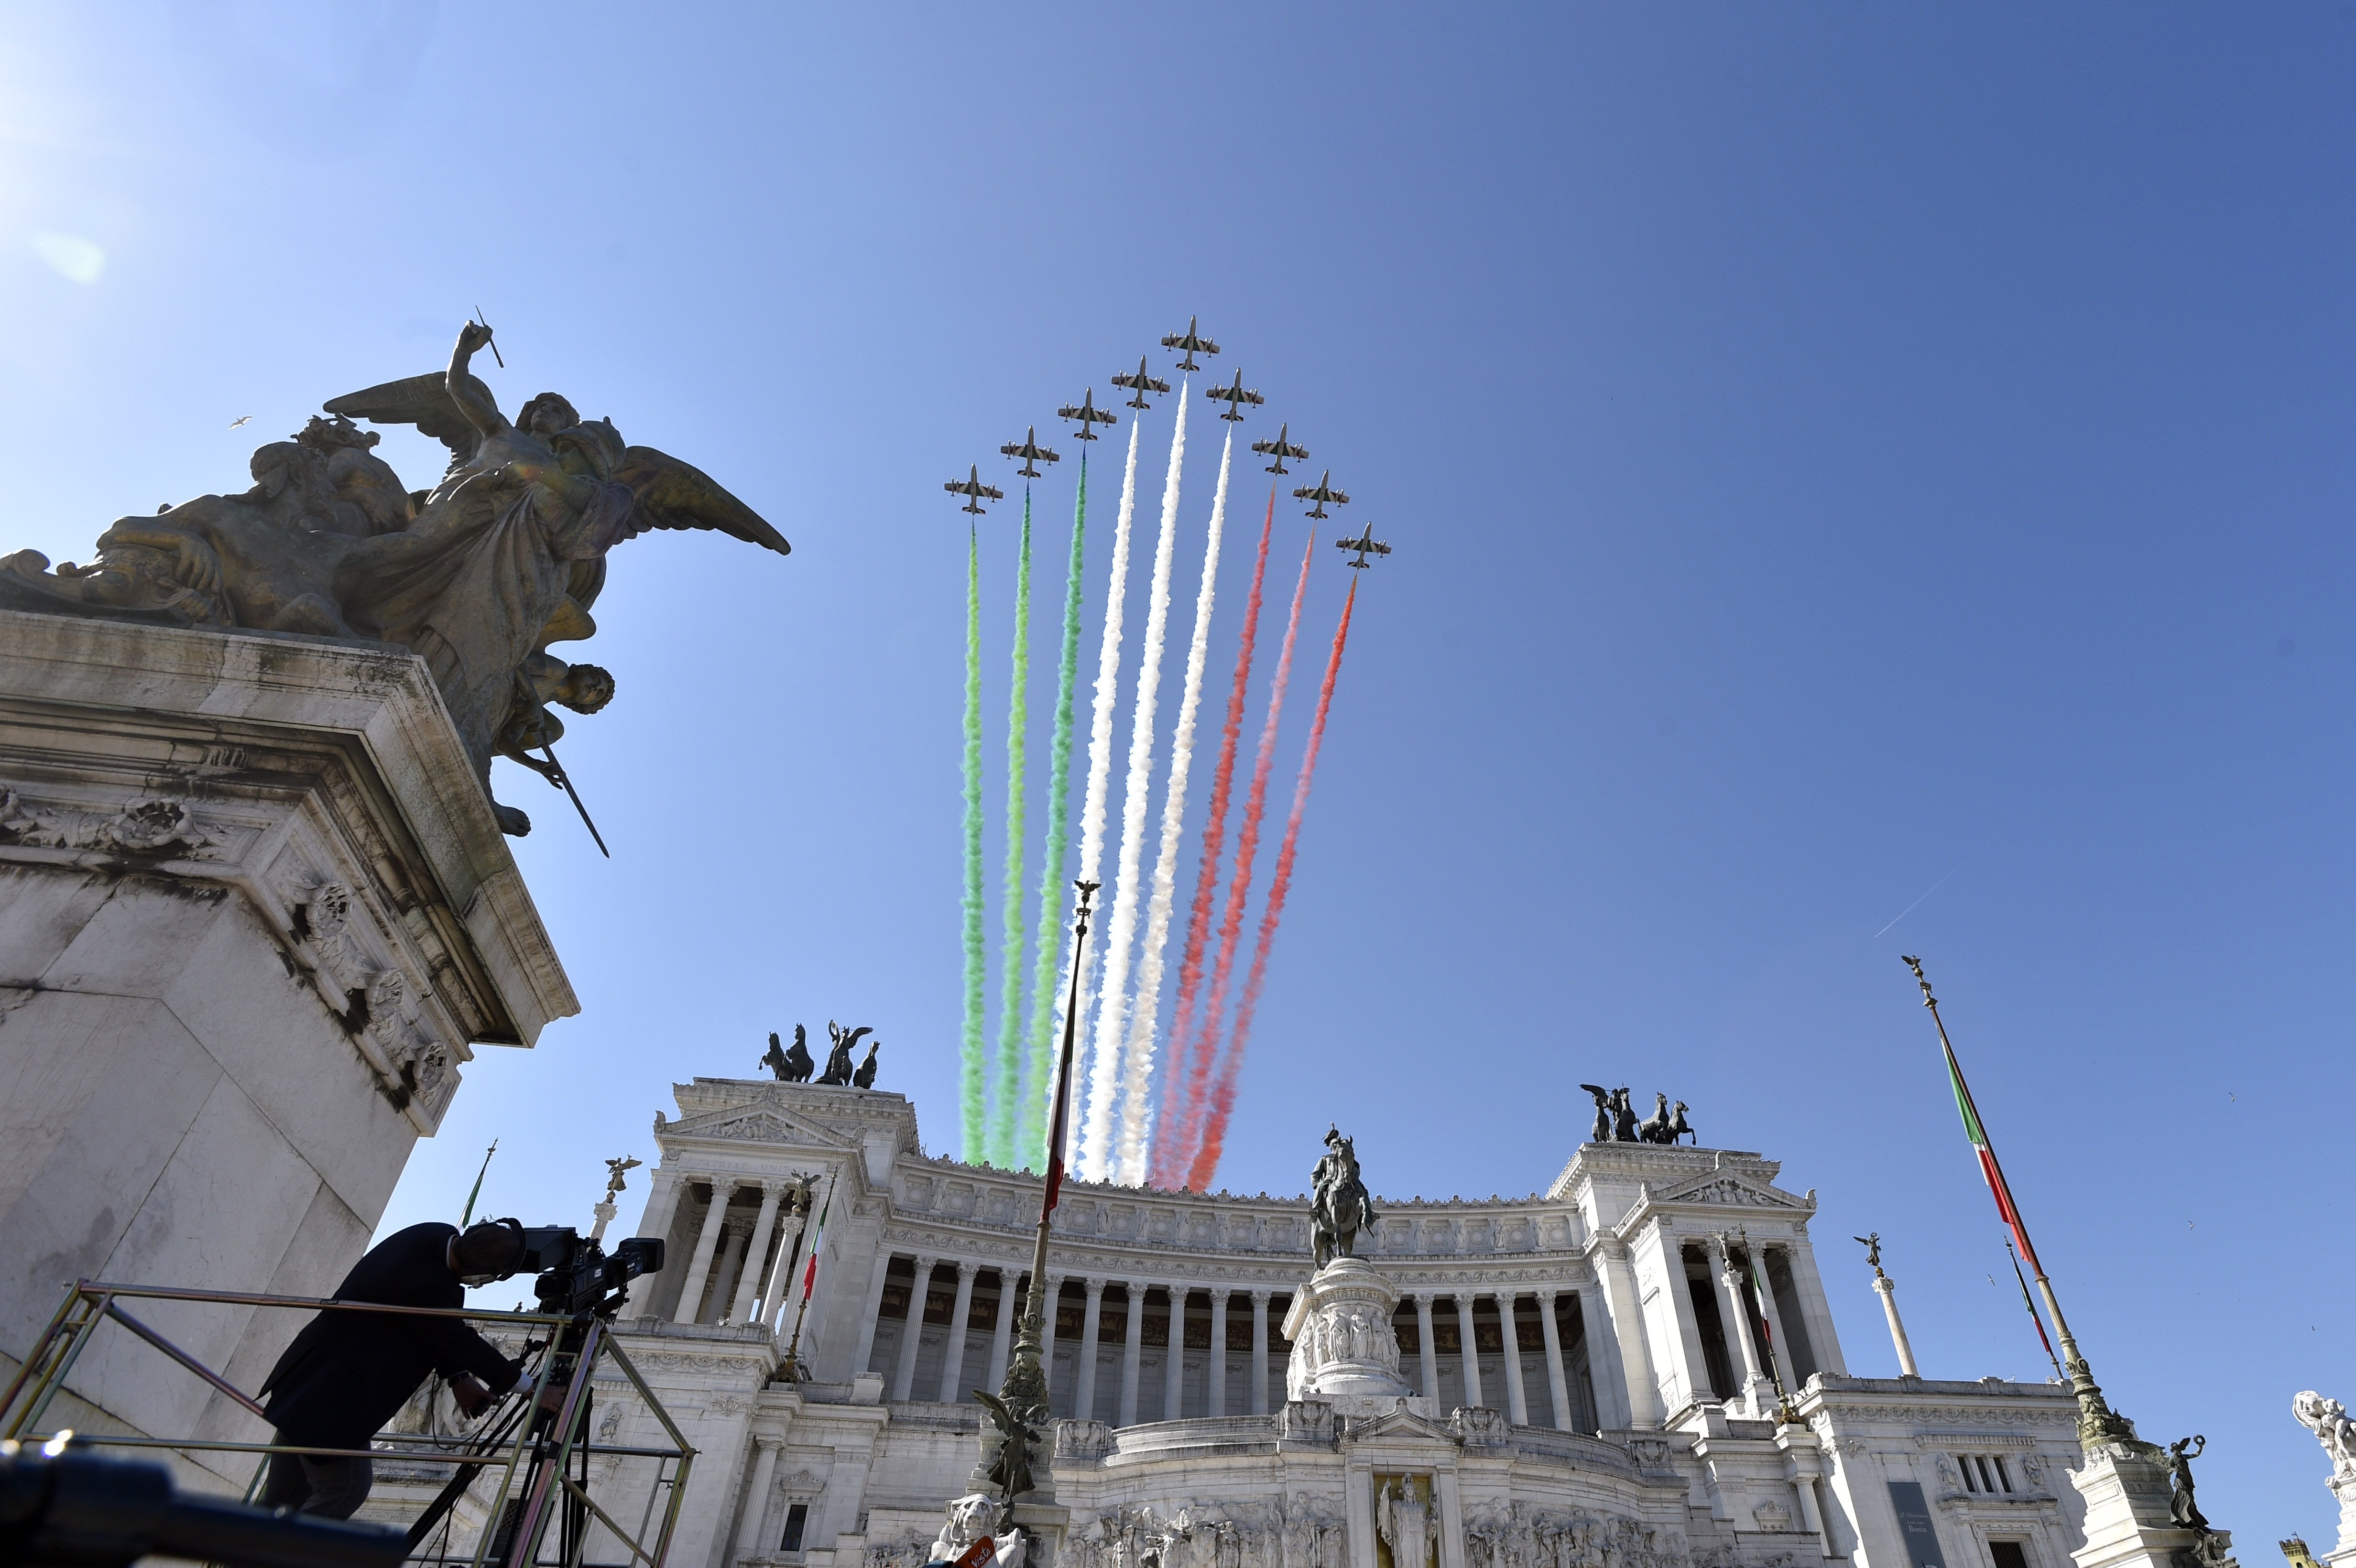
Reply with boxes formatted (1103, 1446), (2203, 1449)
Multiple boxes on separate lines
(721, 1213), (755, 1238)
(912, 1252), (939, 1272)
(754, 1433), (785, 1453)
(759, 1176), (795, 1198)
(1251, 1288), (1272, 1306)
(1084, 1275), (1108, 1296)
(954, 1258), (979, 1280)
(1535, 1287), (1559, 1306)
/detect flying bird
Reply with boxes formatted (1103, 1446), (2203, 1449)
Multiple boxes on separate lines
(945, 465), (1004, 514)
(1161, 315), (1220, 371)
(1251, 424), (1308, 475)
(1112, 355), (1171, 410)
(228, 415), (251, 429)
(1056, 387), (1118, 440)
(1205, 368), (1264, 422)
(999, 426), (1060, 478)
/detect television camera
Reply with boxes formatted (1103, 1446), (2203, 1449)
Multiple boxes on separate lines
(513, 1229), (664, 1320)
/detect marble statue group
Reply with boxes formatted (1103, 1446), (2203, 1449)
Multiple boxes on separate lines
(763, 1023), (879, 1088)
(0, 320), (789, 838)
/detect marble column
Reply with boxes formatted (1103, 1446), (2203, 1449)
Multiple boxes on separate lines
(1039, 1275), (1065, 1403)
(1249, 1291), (1272, 1416)
(1208, 1292), (1230, 1416)
(706, 1216), (755, 1323)
(937, 1261), (980, 1403)
(1414, 1293), (1439, 1401)
(1536, 1291), (1575, 1431)
(1455, 1295), (1484, 1407)
(1873, 1273), (1919, 1377)
(984, 1270), (1019, 1395)
(733, 1434), (783, 1565)
(1162, 1288), (1187, 1420)
(1497, 1293), (1530, 1425)
(1595, 1237), (1664, 1426)
(1711, 1235), (1768, 1415)
(622, 1168), (684, 1318)
(852, 1251), (897, 1376)
(730, 1181), (787, 1326)
(1118, 1282), (1146, 1427)
(1751, 1249), (1800, 1398)
(1074, 1277), (1107, 1423)
(891, 1255), (937, 1401)
(671, 1177), (735, 1325)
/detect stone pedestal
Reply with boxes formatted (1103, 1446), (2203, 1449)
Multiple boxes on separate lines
(0, 610), (574, 1472)
(1281, 1257), (1431, 1418)
(2325, 1475), (2356, 1568)
(2068, 1441), (2236, 1568)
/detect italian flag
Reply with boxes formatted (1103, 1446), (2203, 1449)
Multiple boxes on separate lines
(1942, 1037), (2043, 1276)
(799, 1180), (832, 1301)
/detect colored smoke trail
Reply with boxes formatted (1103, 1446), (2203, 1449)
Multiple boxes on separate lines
(988, 489), (1034, 1169)
(1187, 576), (1355, 1192)
(1148, 485), (1275, 1189)
(1168, 528), (1311, 1183)
(1081, 382), (1188, 1183)
(959, 523), (986, 1160)
(1069, 419), (1143, 1169)
(1115, 427), (1232, 1186)
(1019, 453), (1087, 1169)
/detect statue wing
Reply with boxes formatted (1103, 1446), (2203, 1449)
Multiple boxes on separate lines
(614, 445), (791, 556)
(324, 373), (483, 470)
(1578, 1083), (1609, 1103)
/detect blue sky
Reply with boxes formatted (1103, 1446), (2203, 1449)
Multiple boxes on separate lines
(4, 3), (2350, 1537)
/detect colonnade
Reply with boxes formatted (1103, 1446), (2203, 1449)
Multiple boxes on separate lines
(627, 1170), (812, 1331)
(1404, 1288), (1597, 1432)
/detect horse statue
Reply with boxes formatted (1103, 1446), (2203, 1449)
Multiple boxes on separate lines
(762, 1025), (815, 1083)
(1309, 1126), (1378, 1270)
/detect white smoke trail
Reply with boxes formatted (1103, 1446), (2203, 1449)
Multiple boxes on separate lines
(1080, 382), (1188, 1183)
(1066, 418), (1143, 1172)
(1114, 427), (1232, 1186)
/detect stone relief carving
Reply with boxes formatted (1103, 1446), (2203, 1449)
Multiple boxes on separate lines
(1375, 1478), (1439, 1568)
(1464, 1501), (1685, 1568)
(931, 1493), (1026, 1568)
(1751, 1502), (1791, 1532)
(0, 788), (222, 861)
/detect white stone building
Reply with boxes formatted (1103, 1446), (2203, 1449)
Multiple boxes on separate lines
(591, 1078), (2089, 1568)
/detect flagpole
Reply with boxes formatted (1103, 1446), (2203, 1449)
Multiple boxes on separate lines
(2007, 1240), (2066, 1383)
(779, 1173), (831, 1383)
(996, 880), (1099, 1430)
(459, 1139), (498, 1228)
(1902, 956), (2137, 1446)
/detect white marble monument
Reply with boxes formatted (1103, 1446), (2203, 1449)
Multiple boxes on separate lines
(0, 609), (573, 1471)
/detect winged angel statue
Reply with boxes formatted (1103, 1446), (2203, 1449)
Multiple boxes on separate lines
(0, 321), (788, 835)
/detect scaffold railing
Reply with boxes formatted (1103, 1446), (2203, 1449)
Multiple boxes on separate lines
(0, 1279), (697, 1568)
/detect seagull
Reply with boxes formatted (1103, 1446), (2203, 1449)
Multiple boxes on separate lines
(228, 415), (251, 429)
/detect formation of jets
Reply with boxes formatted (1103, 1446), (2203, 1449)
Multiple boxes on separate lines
(999, 426), (1060, 478)
(945, 465), (1004, 514)
(1292, 470), (1350, 519)
(1251, 424), (1308, 475)
(1057, 388), (1118, 440)
(1206, 369), (1264, 422)
(948, 319), (1393, 573)
(1334, 522), (1391, 571)
(1161, 315), (1219, 371)
(1112, 355), (1170, 410)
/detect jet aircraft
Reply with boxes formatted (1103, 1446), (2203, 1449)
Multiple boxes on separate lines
(1161, 315), (1220, 371)
(1056, 388), (1119, 440)
(1292, 470), (1350, 518)
(1333, 521), (1391, 570)
(945, 465), (1004, 514)
(1251, 424), (1308, 475)
(1206, 369), (1265, 422)
(999, 426), (1061, 478)
(1111, 356), (1171, 410)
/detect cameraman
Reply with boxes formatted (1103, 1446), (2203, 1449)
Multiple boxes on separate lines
(256, 1219), (533, 1518)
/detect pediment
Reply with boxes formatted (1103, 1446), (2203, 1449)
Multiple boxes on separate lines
(667, 1096), (857, 1150)
(1349, 1405), (1455, 1442)
(1647, 1172), (1807, 1211)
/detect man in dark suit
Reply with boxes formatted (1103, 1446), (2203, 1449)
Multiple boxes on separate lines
(257, 1219), (531, 1518)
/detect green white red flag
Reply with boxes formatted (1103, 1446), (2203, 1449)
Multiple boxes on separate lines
(1941, 1036), (2043, 1276)
(799, 1178), (833, 1300)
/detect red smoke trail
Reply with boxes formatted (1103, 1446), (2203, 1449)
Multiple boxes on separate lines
(1148, 487), (1275, 1188)
(1169, 530), (1313, 1184)
(1186, 576), (1355, 1193)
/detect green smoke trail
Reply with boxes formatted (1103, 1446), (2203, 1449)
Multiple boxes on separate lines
(960, 523), (986, 1160)
(1021, 452), (1087, 1167)
(988, 490), (1034, 1167)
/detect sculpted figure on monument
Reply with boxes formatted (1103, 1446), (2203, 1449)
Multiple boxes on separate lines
(2295, 1392), (2356, 1479)
(0, 320), (789, 838)
(2163, 1436), (2209, 1532)
(820, 1021), (870, 1085)
(1376, 1480), (1439, 1568)
(1637, 1094), (1694, 1144)
(1579, 1084), (1613, 1144)
(1610, 1087), (1641, 1143)
(1309, 1126), (1376, 1270)
(854, 1041), (880, 1089)
(764, 1026), (815, 1083)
